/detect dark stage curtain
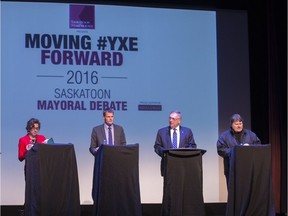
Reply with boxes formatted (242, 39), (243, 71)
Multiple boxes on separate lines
(266, 0), (287, 213)
(248, 0), (287, 213)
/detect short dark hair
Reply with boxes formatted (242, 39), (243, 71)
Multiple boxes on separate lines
(103, 108), (114, 117)
(26, 118), (41, 132)
(230, 114), (243, 125)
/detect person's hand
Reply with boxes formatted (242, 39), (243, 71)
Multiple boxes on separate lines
(26, 144), (34, 151)
(43, 139), (49, 144)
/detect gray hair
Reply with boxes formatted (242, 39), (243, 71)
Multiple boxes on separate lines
(170, 110), (182, 119)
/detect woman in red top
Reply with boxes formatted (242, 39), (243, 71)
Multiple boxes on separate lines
(18, 118), (46, 161)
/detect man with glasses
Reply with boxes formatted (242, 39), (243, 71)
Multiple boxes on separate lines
(154, 111), (200, 216)
(154, 110), (197, 175)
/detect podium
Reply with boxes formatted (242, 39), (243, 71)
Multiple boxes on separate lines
(162, 149), (206, 216)
(25, 143), (80, 216)
(92, 144), (142, 216)
(226, 145), (275, 216)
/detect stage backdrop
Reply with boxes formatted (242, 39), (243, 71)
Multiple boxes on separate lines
(1, 2), (250, 205)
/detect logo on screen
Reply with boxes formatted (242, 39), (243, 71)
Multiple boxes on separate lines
(69, 5), (95, 29)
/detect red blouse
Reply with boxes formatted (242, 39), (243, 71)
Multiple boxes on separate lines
(18, 134), (46, 161)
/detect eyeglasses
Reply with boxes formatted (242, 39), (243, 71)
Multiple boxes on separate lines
(32, 127), (40, 131)
(169, 117), (179, 121)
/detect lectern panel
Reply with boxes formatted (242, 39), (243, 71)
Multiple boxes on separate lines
(25, 143), (80, 216)
(227, 145), (275, 216)
(92, 144), (142, 216)
(162, 149), (206, 216)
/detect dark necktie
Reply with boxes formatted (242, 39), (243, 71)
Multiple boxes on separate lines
(108, 126), (113, 145)
(172, 128), (177, 149)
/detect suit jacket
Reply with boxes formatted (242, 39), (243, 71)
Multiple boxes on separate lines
(89, 124), (126, 155)
(154, 126), (197, 176)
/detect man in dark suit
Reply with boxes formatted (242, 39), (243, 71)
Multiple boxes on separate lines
(154, 110), (197, 175)
(154, 111), (201, 216)
(90, 109), (127, 214)
(89, 108), (126, 155)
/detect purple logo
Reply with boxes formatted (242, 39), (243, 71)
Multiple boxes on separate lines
(70, 5), (95, 29)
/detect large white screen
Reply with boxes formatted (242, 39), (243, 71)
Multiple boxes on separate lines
(1, 2), (219, 204)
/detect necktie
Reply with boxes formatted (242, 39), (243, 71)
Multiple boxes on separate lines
(108, 126), (113, 145)
(172, 128), (177, 149)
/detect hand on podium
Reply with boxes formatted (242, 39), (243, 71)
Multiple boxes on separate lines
(26, 144), (34, 151)
(43, 139), (49, 144)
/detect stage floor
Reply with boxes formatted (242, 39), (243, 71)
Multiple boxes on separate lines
(1, 203), (227, 216)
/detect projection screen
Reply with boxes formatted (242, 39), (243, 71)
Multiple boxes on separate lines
(1, 1), (250, 205)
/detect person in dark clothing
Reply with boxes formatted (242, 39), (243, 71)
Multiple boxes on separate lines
(217, 114), (261, 188)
